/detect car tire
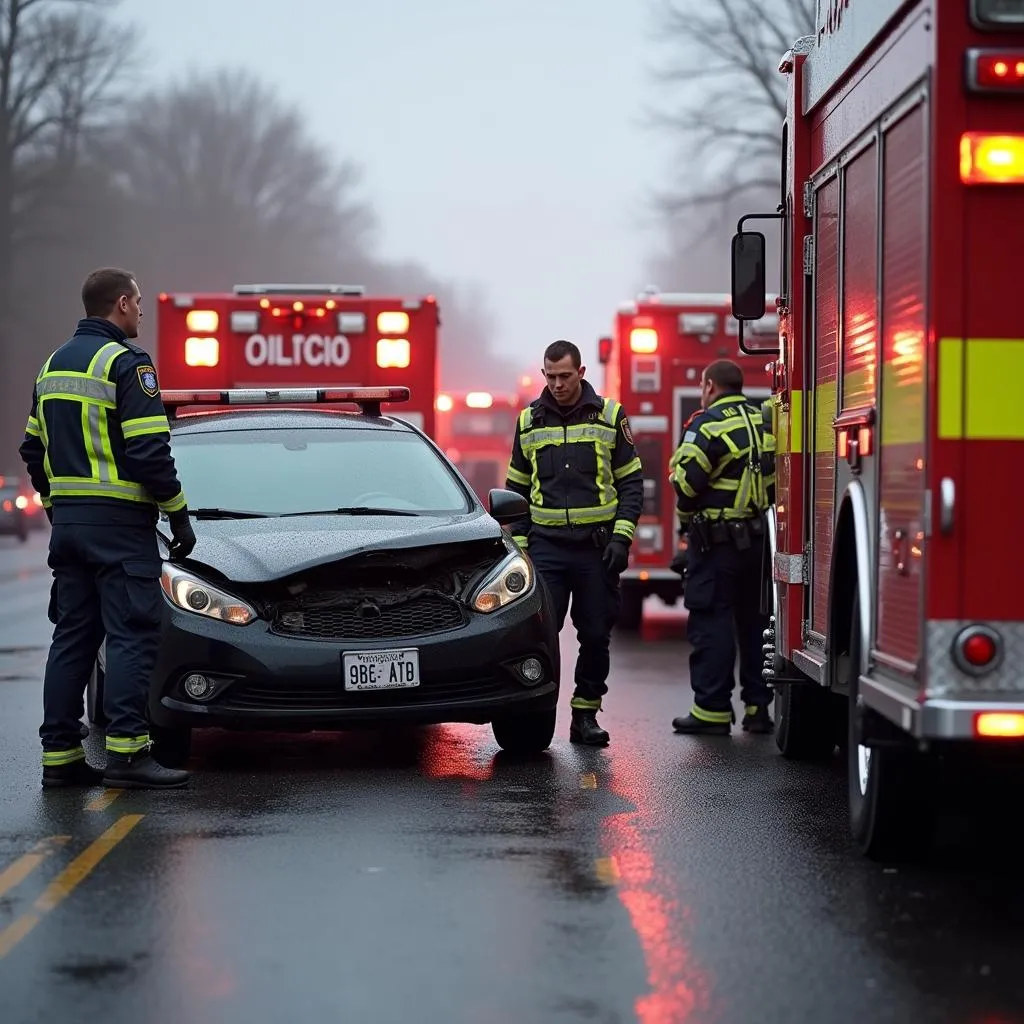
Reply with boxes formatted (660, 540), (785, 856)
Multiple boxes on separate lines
(87, 661), (108, 727)
(491, 708), (556, 754)
(151, 725), (192, 769)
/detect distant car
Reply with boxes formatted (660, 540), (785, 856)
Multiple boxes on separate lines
(88, 387), (560, 766)
(0, 478), (29, 542)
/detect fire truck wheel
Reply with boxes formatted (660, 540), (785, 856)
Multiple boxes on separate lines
(846, 592), (932, 860)
(86, 660), (108, 727)
(617, 587), (643, 631)
(774, 682), (836, 761)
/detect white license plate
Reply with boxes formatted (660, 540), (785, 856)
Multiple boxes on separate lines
(342, 649), (420, 691)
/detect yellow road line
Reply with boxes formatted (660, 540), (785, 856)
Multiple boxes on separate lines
(0, 837), (71, 900)
(579, 772), (597, 789)
(85, 789), (123, 812)
(0, 814), (143, 960)
(594, 856), (620, 886)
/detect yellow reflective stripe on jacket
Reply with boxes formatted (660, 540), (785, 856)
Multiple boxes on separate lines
(122, 415), (171, 439)
(530, 500), (618, 526)
(613, 519), (635, 540)
(160, 490), (187, 514)
(105, 734), (150, 755)
(41, 747), (86, 766)
(36, 372), (117, 406)
(48, 478), (150, 502)
(506, 464), (531, 487)
(25, 415), (41, 437)
(613, 456), (641, 481)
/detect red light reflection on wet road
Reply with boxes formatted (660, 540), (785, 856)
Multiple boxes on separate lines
(602, 770), (709, 1024)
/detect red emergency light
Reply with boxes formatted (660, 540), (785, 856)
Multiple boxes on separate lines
(966, 49), (1024, 92)
(598, 336), (612, 363)
(161, 386), (411, 418)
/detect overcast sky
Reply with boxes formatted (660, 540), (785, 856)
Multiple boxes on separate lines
(120, 0), (671, 371)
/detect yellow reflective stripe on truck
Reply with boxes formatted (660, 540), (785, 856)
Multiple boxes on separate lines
(939, 337), (1024, 441)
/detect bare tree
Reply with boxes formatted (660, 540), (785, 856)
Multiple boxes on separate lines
(646, 0), (814, 215)
(104, 67), (376, 293)
(0, 0), (128, 460)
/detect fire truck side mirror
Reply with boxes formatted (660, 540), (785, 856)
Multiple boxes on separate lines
(731, 231), (767, 321)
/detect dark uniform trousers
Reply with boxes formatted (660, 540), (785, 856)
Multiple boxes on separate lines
(528, 533), (620, 704)
(42, 522), (162, 751)
(683, 530), (772, 715)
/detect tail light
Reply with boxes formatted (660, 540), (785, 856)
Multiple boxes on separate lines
(976, 712), (1024, 737)
(185, 337), (220, 367)
(960, 132), (1024, 184)
(376, 338), (410, 368)
(966, 49), (1024, 92)
(630, 328), (658, 354)
(952, 624), (1002, 674)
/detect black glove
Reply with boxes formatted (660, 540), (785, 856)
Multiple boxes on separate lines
(166, 509), (197, 561)
(602, 537), (629, 575)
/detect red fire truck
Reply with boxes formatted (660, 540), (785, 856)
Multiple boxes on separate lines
(155, 284), (440, 438)
(730, 0), (1024, 858)
(598, 289), (774, 628)
(435, 390), (521, 500)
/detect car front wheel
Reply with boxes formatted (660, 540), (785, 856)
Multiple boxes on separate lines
(491, 708), (556, 754)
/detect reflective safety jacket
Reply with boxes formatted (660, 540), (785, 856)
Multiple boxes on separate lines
(18, 317), (187, 523)
(504, 380), (643, 546)
(669, 391), (775, 524)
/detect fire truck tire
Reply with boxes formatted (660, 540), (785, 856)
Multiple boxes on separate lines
(617, 586), (644, 631)
(151, 725), (192, 769)
(491, 708), (556, 754)
(86, 660), (108, 727)
(774, 682), (837, 761)
(846, 591), (932, 860)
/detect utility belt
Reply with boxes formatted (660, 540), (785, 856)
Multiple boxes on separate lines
(530, 521), (613, 549)
(688, 513), (764, 554)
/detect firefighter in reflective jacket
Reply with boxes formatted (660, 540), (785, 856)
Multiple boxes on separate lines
(504, 340), (643, 745)
(668, 358), (776, 735)
(19, 267), (195, 789)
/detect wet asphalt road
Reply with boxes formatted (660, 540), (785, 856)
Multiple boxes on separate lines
(1, 530), (1023, 1024)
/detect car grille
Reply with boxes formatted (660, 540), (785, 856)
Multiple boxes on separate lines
(268, 594), (466, 641)
(219, 676), (510, 712)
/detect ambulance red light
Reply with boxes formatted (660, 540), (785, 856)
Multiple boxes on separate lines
(184, 337), (219, 367)
(630, 328), (658, 354)
(960, 132), (1024, 183)
(975, 712), (1024, 738)
(966, 49), (1024, 91)
(321, 387), (410, 403)
(259, 298), (270, 309)
(377, 338), (410, 368)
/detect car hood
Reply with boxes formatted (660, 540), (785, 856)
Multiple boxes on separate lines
(172, 512), (506, 583)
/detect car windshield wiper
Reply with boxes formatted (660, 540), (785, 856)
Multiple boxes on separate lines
(278, 506), (420, 518)
(188, 508), (270, 520)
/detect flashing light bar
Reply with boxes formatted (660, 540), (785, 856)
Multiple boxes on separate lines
(161, 386), (410, 418)
(966, 49), (1024, 92)
(233, 283), (366, 296)
(630, 327), (658, 354)
(960, 131), (1024, 184)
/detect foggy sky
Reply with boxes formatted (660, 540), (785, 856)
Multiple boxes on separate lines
(121, 0), (671, 373)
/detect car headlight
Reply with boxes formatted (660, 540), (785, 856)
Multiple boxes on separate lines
(470, 553), (534, 613)
(160, 564), (256, 625)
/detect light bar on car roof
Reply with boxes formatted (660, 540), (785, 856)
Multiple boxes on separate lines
(161, 387), (410, 418)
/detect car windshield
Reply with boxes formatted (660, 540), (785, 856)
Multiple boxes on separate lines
(170, 426), (472, 516)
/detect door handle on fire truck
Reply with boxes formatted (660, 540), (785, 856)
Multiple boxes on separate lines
(939, 477), (955, 536)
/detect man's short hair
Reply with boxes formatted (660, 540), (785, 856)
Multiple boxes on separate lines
(703, 359), (744, 392)
(544, 339), (581, 368)
(82, 268), (137, 318)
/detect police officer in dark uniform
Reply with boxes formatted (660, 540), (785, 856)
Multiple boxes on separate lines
(19, 267), (196, 789)
(504, 340), (644, 745)
(669, 359), (776, 735)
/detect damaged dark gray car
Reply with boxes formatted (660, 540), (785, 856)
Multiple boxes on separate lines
(86, 389), (560, 766)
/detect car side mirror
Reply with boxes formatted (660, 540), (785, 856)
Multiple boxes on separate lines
(487, 488), (528, 524)
(731, 231), (767, 320)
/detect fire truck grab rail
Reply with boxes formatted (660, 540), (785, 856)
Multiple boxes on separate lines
(231, 283), (367, 296)
(160, 386), (410, 419)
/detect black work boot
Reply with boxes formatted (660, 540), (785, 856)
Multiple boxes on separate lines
(741, 705), (774, 734)
(42, 758), (105, 789)
(672, 712), (732, 736)
(570, 709), (610, 746)
(103, 749), (190, 789)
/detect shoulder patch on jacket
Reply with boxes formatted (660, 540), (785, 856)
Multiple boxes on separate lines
(620, 415), (634, 445)
(683, 430), (697, 443)
(136, 364), (159, 397)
